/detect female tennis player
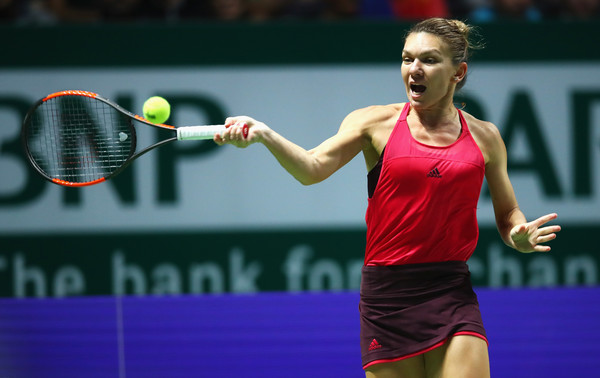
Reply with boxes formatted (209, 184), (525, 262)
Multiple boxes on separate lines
(217, 18), (561, 378)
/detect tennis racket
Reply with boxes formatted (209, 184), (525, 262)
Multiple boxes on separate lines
(21, 90), (247, 187)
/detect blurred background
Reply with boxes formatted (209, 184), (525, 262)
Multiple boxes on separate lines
(0, 0), (599, 377)
(1, 0), (599, 23)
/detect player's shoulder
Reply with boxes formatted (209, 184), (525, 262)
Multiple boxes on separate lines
(461, 110), (501, 142)
(460, 110), (504, 162)
(344, 103), (404, 128)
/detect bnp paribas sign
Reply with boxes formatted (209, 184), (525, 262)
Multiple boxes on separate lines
(0, 66), (599, 231)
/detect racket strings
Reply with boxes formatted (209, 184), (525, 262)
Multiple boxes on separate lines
(26, 96), (134, 183)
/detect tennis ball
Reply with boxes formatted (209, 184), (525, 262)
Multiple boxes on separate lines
(143, 96), (170, 124)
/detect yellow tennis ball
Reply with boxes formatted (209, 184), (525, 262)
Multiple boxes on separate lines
(143, 96), (170, 124)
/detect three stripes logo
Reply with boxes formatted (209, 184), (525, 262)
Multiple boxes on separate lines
(368, 339), (382, 351)
(427, 167), (442, 178)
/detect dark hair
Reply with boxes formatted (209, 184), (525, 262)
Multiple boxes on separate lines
(406, 18), (483, 90)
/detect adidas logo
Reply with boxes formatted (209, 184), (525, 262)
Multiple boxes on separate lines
(427, 167), (442, 178)
(368, 339), (382, 351)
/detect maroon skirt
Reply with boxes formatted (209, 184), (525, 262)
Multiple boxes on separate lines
(360, 261), (487, 369)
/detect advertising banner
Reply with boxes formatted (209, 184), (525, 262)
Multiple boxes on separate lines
(0, 24), (598, 296)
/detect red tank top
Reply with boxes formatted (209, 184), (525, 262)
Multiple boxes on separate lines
(365, 103), (485, 265)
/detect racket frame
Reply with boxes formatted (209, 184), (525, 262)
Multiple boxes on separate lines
(21, 90), (213, 187)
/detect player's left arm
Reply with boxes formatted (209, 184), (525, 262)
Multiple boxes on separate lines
(479, 121), (561, 253)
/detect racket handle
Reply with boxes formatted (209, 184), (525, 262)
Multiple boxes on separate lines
(177, 125), (224, 140)
(176, 124), (249, 140)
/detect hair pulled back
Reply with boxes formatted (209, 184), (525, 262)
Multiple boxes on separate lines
(406, 18), (483, 90)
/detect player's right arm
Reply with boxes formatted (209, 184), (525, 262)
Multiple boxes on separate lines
(218, 108), (384, 185)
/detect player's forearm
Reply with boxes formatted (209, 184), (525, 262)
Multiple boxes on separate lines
(259, 128), (324, 185)
(496, 206), (527, 249)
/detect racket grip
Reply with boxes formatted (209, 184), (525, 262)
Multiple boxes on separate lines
(176, 124), (249, 140)
(177, 125), (225, 140)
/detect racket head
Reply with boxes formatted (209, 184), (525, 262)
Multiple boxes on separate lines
(22, 90), (138, 187)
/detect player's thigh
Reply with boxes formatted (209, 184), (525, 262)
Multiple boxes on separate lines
(365, 355), (426, 378)
(424, 335), (489, 378)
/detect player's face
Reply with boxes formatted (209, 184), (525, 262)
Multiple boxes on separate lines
(401, 32), (461, 110)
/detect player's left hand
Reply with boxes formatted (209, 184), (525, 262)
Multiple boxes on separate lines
(510, 213), (561, 253)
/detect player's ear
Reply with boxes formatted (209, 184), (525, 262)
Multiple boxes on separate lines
(453, 62), (467, 83)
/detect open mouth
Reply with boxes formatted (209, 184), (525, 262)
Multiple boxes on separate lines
(410, 84), (427, 94)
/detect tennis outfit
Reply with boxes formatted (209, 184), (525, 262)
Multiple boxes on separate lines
(360, 103), (487, 369)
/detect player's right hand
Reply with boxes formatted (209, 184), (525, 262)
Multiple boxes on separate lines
(216, 116), (269, 148)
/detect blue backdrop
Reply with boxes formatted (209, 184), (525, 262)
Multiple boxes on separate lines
(0, 287), (598, 377)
